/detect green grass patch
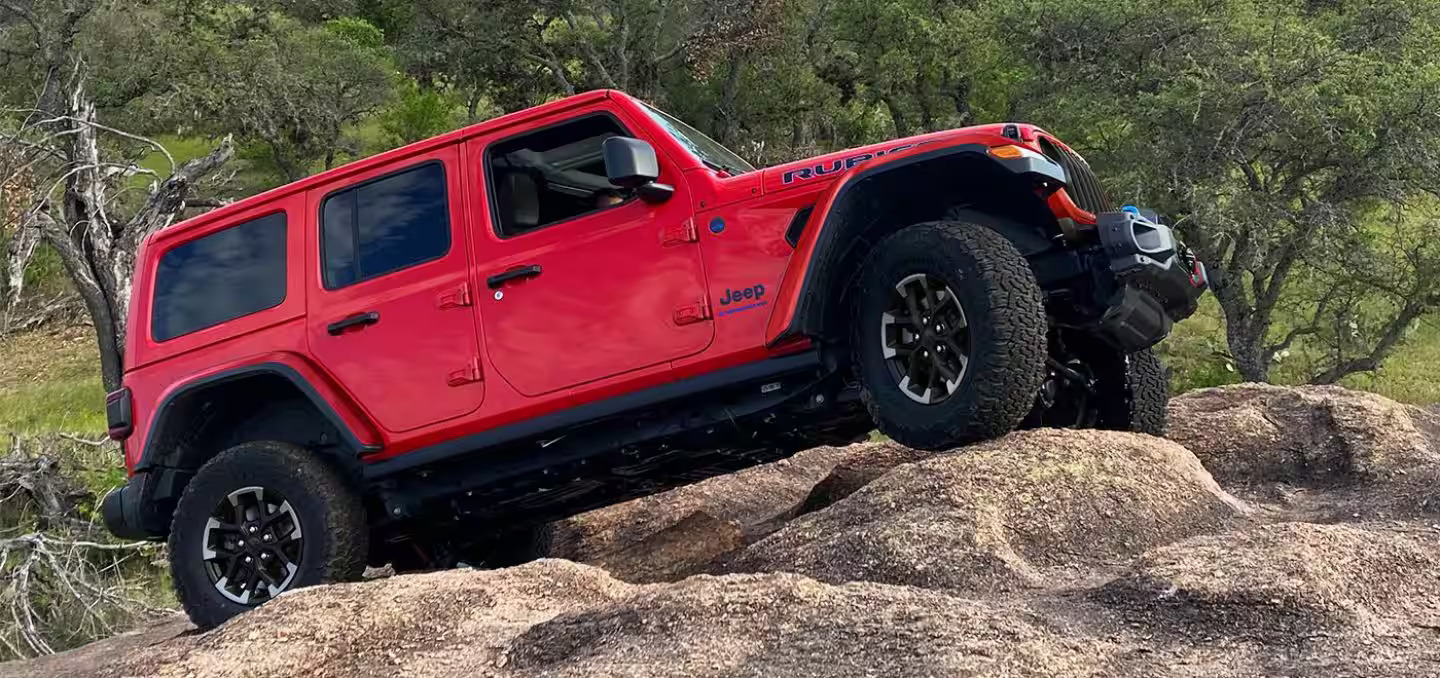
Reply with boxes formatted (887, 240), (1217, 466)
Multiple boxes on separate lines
(1157, 296), (1440, 404)
(0, 327), (106, 434)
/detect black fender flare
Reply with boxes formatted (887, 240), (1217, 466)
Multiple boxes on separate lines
(136, 362), (379, 472)
(767, 142), (1067, 345)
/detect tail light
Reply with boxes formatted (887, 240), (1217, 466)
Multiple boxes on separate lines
(106, 388), (133, 441)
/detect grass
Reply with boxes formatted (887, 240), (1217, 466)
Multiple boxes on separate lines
(1337, 317), (1440, 404)
(0, 326), (107, 434)
(1157, 296), (1440, 404)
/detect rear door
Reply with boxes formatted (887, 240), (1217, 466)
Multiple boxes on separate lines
(305, 146), (484, 433)
(469, 110), (711, 397)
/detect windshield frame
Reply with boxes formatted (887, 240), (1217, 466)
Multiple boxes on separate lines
(639, 103), (757, 176)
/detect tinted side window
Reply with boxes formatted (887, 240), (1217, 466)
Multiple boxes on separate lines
(322, 162), (450, 288)
(152, 212), (287, 341)
(488, 115), (631, 237)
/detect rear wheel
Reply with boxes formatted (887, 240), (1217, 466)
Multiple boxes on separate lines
(850, 220), (1048, 450)
(384, 523), (554, 573)
(169, 441), (367, 628)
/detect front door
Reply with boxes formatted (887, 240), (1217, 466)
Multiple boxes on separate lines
(470, 112), (711, 397)
(305, 147), (484, 433)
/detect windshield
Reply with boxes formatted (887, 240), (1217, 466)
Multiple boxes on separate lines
(640, 103), (757, 176)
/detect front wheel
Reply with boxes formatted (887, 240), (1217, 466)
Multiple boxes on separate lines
(1026, 337), (1170, 436)
(168, 441), (368, 628)
(850, 220), (1048, 450)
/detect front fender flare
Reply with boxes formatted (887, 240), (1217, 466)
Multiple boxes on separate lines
(764, 142), (1066, 346)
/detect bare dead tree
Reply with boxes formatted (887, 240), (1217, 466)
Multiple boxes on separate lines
(3, 76), (233, 389)
(2, 1), (235, 388)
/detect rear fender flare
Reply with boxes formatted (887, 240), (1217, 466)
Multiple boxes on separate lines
(136, 360), (380, 473)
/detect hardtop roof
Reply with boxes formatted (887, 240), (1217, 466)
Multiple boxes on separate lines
(149, 89), (621, 246)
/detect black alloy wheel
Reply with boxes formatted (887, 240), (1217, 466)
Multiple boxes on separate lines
(881, 273), (973, 405)
(201, 486), (304, 605)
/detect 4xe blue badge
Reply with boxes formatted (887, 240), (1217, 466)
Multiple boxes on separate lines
(718, 284), (768, 317)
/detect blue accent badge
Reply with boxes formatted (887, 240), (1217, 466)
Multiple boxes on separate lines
(709, 218), (725, 234)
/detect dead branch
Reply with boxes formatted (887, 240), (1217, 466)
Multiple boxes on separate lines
(0, 435), (170, 660)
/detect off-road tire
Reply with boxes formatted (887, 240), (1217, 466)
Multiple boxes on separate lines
(387, 523), (553, 573)
(169, 441), (367, 629)
(489, 523), (555, 567)
(850, 220), (1048, 450)
(1098, 348), (1169, 435)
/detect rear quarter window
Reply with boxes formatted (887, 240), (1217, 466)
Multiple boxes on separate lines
(152, 212), (288, 341)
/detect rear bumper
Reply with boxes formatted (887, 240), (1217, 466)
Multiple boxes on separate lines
(103, 472), (156, 541)
(1091, 209), (1208, 352)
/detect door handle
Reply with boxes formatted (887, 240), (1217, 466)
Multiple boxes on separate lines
(487, 264), (543, 289)
(327, 311), (380, 335)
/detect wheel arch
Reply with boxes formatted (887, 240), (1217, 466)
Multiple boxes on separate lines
(765, 143), (1066, 347)
(133, 363), (378, 534)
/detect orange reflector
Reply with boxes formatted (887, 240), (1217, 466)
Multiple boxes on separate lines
(988, 145), (1026, 159)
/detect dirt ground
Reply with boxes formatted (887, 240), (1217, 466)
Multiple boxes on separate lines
(5, 383), (1440, 678)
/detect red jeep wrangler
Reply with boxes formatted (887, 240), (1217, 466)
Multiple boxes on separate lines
(101, 90), (1205, 627)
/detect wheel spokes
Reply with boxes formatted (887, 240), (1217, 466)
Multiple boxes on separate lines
(881, 273), (973, 406)
(203, 485), (304, 606)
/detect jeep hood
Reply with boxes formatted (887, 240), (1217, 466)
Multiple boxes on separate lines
(759, 123), (1041, 195)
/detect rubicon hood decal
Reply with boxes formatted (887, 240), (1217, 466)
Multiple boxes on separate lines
(780, 140), (939, 185)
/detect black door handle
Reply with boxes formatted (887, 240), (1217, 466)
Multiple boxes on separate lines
(327, 311), (380, 335)
(487, 264), (543, 289)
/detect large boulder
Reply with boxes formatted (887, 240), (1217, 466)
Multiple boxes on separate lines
(1097, 522), (1440, 637)
(1168, 384), (1440, 515)
(108, 560), (630, 678)
(503, 573), (1117, 678)
(550, 440), (931, 580)
(728, 429), (1250, 594)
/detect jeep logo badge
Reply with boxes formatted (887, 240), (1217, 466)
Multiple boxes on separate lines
(720, 284), (766, 306)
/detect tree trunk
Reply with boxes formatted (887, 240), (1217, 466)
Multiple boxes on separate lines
(882, 95), (911, 138)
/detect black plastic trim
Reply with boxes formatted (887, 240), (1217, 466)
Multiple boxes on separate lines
(771, 143), (1064, 344)
(136, 363), (379, 472)
(784, 206), (814, 247)
(101, 475), (146, 539)
(363, 351), (823, 480)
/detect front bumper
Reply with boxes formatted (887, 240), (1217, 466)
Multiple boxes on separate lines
(1091, 209), (1208, 352)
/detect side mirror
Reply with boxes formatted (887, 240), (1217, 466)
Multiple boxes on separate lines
(603, 137), (673, 203)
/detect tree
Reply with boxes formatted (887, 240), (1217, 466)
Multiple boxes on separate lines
(996, 0), (1440, 383)
(2, 1), (232, 390)
(175, 11), (399, 182)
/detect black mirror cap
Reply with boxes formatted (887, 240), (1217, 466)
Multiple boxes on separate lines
(603, 136), (660, 189)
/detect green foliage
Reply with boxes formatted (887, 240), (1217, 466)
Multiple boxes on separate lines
(5, 0), (1440, 408)
(379, 81), (464, 147)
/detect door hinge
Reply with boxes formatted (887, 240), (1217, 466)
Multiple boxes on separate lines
(660, 220), (699, 246)
(446, 356), (483, 386)
(438, 282), (473, 309)
(672, 298), (713, 326)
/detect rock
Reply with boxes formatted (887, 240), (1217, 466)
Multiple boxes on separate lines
(13, 384), (1440, 678)
(1096, 522), (1440, 637)
(588, 512), (745, 583)
(550, 440), (931, 575)
(504, 573), (1117, 678)
(1168, 384), (1440, 515)
(108, 560), (631, 678)
(0, 614), (192, 678)
(729, 429), (1250, 594)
